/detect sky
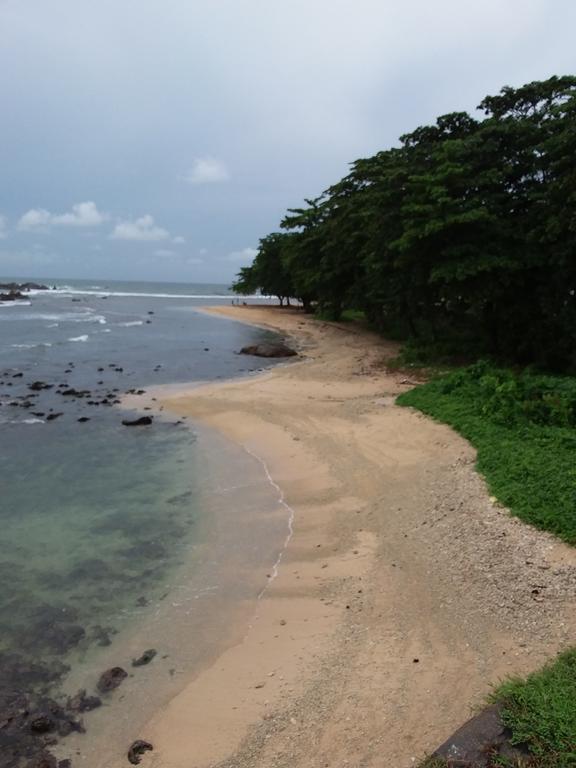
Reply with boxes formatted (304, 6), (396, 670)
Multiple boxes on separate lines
(0, 0), (575, 285)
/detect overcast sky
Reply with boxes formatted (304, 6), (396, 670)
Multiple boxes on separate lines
(0, 0), (574, 284)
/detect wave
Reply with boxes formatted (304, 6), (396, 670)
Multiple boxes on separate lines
(0, 301), (32, 308)
(22, 418), (45, 425)
(68, 335), (89, 343)
(11, 312), (106, 324)
(11, 342), (52, 349)
(119, 320), (144, 327)
(33, 288), (259, 300)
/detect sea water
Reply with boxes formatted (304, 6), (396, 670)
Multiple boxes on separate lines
(0, 278), (289, 766)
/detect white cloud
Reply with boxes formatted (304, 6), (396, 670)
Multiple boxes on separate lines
(155, 248), (176, 258)
(17, 208), (52, 231)
(184, 156), (229, 185)
(0, 215), (7, 239)
(111, 215), (170, 242)
(52, 201), (107, 226)
(227, 247), (257, 263)
(17, 201), (107, 231)
(186, 257), (204, 265)
(172, 235), (185, 244)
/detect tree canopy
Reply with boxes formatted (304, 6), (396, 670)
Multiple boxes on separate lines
(233, 76), (576, 372)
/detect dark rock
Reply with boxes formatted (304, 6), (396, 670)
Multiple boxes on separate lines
(239, 342), (297, 358)
(27, 753), (58, 768)
(121, 416), (153, 427)
(29, 382), (53, 392)
(31, 622), (85, 655)
(89, 625), (116, 647)
(12, 372), (23, 378)
(128, 740), (153, 765)
(0, 290), (26, 301)
(67, 689), (102, 713)
(131, 649), (157, 668)
(77, 417), (90, 423)
(135, 596), (149, 607)
(29, 713), (57, 734)
(96, 667), (128, 694)
(433, 702), (532, 767)
(45, 413), (63, 422)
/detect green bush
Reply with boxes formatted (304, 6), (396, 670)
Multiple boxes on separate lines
(397, 365), (576, 543)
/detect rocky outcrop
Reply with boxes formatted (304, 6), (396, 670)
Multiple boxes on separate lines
(121, 416), (153, 427)
(239, 341), (297, 358)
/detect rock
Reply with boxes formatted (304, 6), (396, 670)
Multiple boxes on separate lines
(0, 290), (26, 301)
(433, 702), (532, 766)
(59, 388), (89, 397)
(32, 622), (86, 655)
(77, 417), (90, 423)
(131, 649), (157, 668)
(67, 689), (102, 713)
(29, 381), (53, 391)
(96, 666), (128, 694)
(121, 416), (153, 427)
(90, 625), (115, 647)
(29, 713), (57, 734)
(128, 740), (153, 765)
(239, 342), (297, 358)
(46, 413), (63, 422)
(27, 754), (58, 768)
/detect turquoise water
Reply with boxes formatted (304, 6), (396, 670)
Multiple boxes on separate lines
(0, 279), (288, 766)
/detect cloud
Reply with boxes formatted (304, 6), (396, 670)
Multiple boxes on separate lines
(17, 208), (52, 231)
(154, 248), (176, 258)
(111, 214), (170, 242)
(227, 247), (257, 263)
(0, 215), (7, 239)
(172, 235), (185, 244)
(184, 156), (230, 185)
(52, 201), (108, 226)
(17, 201), (107, 231)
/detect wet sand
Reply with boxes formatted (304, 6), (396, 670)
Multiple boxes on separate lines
(114, 305), (576, 768)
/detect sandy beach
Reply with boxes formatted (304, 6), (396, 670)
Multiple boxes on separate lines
(121, 306), (576, 768)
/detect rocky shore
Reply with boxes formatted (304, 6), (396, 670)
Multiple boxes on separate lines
(0, 282), (49, 302)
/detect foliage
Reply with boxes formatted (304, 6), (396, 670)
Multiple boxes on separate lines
(397, 365), (576, 543)
(233, 75), (576, 372)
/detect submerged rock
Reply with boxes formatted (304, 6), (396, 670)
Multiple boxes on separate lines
(239, 342), (297, 358)
(121, 416), (153, 427)
(96, 667), (128, 694)
(131, 649), (157, 668)
(67, 689), (102, 713)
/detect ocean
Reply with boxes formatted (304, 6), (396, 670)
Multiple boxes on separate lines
(0, 278), (290, 767)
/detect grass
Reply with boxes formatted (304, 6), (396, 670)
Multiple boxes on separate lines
(397, 362), (576, 544)
(401, 362), (576, 766)
(492, 648), (576, 767)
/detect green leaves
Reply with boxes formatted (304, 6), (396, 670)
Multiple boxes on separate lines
(234, 74), (576, 371)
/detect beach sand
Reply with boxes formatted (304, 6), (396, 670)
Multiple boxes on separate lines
(116, 306), (576, 768)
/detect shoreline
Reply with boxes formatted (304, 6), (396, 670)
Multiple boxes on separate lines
(113, 306), (576, 768)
